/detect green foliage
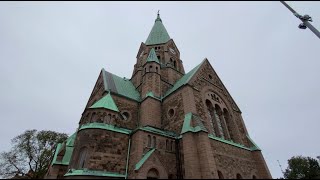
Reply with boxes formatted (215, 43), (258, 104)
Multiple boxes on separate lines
(0, 129), (68, 179)
(284, 155), (320, 179)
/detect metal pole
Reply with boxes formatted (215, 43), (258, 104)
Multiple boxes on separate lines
(280, 1), (320, 39)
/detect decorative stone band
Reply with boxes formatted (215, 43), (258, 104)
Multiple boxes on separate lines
(64, 169), (126, 178)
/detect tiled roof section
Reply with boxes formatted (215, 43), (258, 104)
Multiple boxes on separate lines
(102, 69), (141, 102)
(145, 13), (171, 45)
(181, 113), (208, 134)
(146, 48), (160, 64)
(134, 148), (156, 170)
(89, 92), (119, 112)
(163, 59), (206, 98)
(52, 132), (76, 166)
(79, 122), (132, 135)
(64, 169), (125, 178)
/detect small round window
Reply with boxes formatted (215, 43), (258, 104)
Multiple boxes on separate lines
(121, 111), (130, 121)
(168, 109), (175, 118)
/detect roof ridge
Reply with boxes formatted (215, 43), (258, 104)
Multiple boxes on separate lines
(163, 59), (206, 98)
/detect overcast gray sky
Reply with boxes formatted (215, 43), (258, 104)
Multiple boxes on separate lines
(0, 1), (319, 178)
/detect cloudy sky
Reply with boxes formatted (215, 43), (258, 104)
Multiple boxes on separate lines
(0, 1), (319, 178)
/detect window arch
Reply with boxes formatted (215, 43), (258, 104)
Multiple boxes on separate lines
(236, 173), (242, 179)
(156, 67), (158, 73)
(149, 65), (153, 72)
(147, 135), (151, 147)
(218, 170), (224, 179)
(173, 60), (177, 69)
(147, 168), (159, 179)
(78, 147), (88, 169)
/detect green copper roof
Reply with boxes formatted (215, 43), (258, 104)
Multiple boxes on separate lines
(64, 169), (126, 178)
(79, 122), (132, 135)
(145, 13), (171, 45)
(146, 48), (160, 63)
(246, 135), (261, 151)
(134, 148), (156, 170)
(102, 69), (141, 102)
(181, 113), (208, 134)
(140, 126), (177, 138)
(163, 60), (205, 98)
(52, 133), (76, 166)
(89, 92), (119, 112)
(208, 134), (253, 151)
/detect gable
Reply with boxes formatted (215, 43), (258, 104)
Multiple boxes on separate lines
(86, 71), (106, 108)
(188, 59), (241, 112)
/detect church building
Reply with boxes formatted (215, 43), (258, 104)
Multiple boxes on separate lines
(45, 13), (272, 179)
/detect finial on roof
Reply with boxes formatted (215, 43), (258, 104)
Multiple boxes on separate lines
(156, 10), (162, 22)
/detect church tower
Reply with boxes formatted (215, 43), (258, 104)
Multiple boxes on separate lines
(46, 13), (272, 179)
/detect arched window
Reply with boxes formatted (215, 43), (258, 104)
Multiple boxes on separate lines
(91, 112), (97, 123)
(236, 173), (242, 179)
(214, 104), (225, 139)
(153, 136), (156, 148)
(205, 100), (219, 137)
(102, 113), (107, 123)
(147, 135), (151, 147)
(147, 168), (159, 179)
(149, 65), (153, 72)
(145, 68), (147, 73)
(173, 60), (177, 68)
(156, 67), (158, 73)
(218, 171), (224, 179)
(171, 141), (174, 151)
(78, 147), (88, 169)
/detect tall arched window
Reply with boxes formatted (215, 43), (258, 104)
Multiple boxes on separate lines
(218, 171), (224, 179)
(149, 65), (153, 72)
(171, 141), (174, 152)
(78, 147), (88, 169)
(147, 135), (151, 147)
(152, 136), (156, 148)
(166, 139), (169, 151)
(156, 67), (158, 73)
(173, 60), (177, 68)
(214, 104), (225, 139)
(206, 100), (219, 137)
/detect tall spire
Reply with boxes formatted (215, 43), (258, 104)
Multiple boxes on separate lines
(145, 11), (171, 45)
